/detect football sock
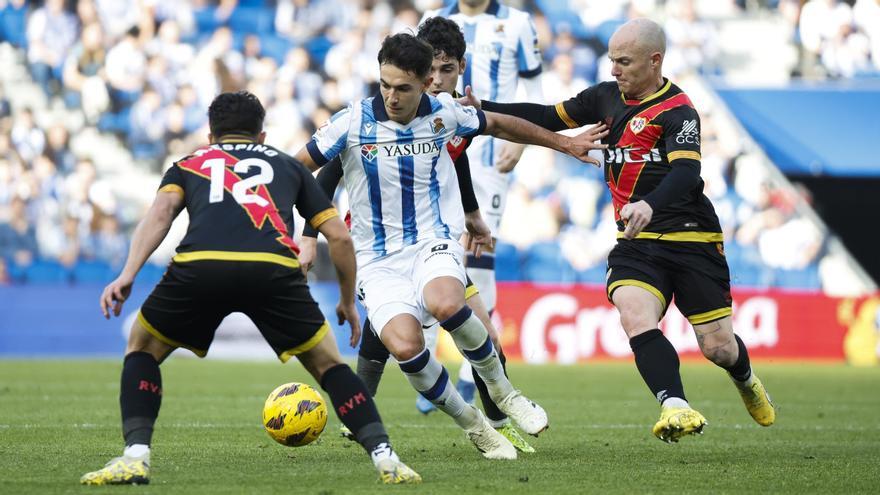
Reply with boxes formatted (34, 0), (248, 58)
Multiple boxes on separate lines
(724, 334), (753, 383)
(369, 442), (400, 467)
(356, 319), (390, 397)
(398, 348), (473, 428)
(474, 348), (509, 423)
(424, 321), (440, 354)
(123, 443), (150, 459)
(458, 360), (474, 383)
(443, 306), (515, 403)
(629, 329), (688, 405)
(320, 364), (388, 453)
(465, 261), (496, 310)
(120, 352), (162, 447)
(356, 356), (386, 398)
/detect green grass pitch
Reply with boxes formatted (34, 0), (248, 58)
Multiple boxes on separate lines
(1, 359), (878, 494)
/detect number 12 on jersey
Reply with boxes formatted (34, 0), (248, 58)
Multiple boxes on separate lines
(201, 158), (274, 206)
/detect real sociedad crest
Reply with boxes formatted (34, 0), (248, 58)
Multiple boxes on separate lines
(630, 117), (646, 134)
(430, 117), (445, 134)
(361, 144), (378, 161)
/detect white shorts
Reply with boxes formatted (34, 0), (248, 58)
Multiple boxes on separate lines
(357, 238), (466, 336)
(471, 165), (511, 235)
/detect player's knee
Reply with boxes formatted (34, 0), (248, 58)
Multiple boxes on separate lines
(432, 301), (466, 322)
(618, 309), (657, 337)
(388, 340), (424, 362)
(699, 338), (737, 367)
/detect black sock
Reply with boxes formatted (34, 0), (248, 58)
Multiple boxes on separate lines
(120, 351), (162, 447)
(320, 364), (389, 453)
(474, 348), (509, 422)
(629, 329), (686, 404)
(356, 319), (389, 397)
(724, 334), (752, 382)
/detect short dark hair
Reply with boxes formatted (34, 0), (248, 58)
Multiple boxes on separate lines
(377, 33), (433, 79)
(207, 91), (265, 137)
(417, 17), (466, 61)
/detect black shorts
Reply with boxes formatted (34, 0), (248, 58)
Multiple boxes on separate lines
(606, 239), (733, 325)
(138, 260), (328, 361)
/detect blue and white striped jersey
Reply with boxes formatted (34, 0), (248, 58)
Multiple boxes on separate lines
(306, 92), (486, 264)
(422, 0), (542, 170)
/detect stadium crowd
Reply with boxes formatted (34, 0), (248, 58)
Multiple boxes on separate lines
(0, 0), (876, 291)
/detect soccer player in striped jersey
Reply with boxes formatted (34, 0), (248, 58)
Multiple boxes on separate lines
(295, 33), (604, 459)
(420, 0), (545, 405)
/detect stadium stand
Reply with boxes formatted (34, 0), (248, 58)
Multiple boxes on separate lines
(0, 0), (876, 296)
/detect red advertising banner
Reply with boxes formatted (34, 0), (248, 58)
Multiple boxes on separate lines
(489, 283), (880, 364)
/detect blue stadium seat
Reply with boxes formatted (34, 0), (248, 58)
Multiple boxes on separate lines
(228, 7), (274, 35)
(523, 242), (576, 283)
(72, 260), (115, 284)
(774, 266), (821, 290)
(493, 242), (523, 281)
(194, 7), (219, 35)
(259, 34), (294, 65)
(24, 260), (71, 284)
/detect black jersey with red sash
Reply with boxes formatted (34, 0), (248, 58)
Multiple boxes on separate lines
(555, 80), (721, 239)
(159, 136), (337, 267)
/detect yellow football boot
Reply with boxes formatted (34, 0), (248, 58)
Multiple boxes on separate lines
(80, 456), (149, 485)
(652, 407), (707, 443)
(376, 458), (422, 484)
(496, 423), (536, 453)
(733, 374), (776, 426)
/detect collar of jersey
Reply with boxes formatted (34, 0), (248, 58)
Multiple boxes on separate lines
(621, 78), (671, 106)
(372, 93), (434, 123)
(216, 133), (258, 143)
(450, 0), (500, 15)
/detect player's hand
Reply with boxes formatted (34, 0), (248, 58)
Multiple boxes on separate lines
(620, 200), (653, 240)
(566, 122), (609, 167)
(495, 142), (525, 173)
(298, 236), (318, 275)
(336, 301), (361, 348)
(463, 211), (494, 257)
(456, 85), (482, 110)
(100, 273), (135, 319)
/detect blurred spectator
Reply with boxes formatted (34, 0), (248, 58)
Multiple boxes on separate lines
(105, 26), (147, 109)
(62, 22), (110, 118)
(26, 0), (78, 96)
(82, 212), (127, 268)
(0, 196), (38, 269)
(11, 108), (45, 164)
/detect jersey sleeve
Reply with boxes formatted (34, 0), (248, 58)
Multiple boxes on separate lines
(157, 162), (185, 197)
(440, 93), (486, 138)
(556, 84), (603, 129)
(292, 159), (339, 230)
(662, 105), (702, 164)
(642, 106), (703, 211)
(306, 106), (351, 167)
(516, 16), (543, 79)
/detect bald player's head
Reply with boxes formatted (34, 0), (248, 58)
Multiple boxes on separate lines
(608, 18), (667, 100)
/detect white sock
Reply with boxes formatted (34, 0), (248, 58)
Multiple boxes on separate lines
(443, 307), (514, 402)
(370, 442), (399, 466)
(124, 444), (150, 459)
(458, 359), (474, 383)
(423, 321), (440, 354)
(398, 349), (472, 426)
(466, 264), (496, 310)
(661, 397), (691, 409)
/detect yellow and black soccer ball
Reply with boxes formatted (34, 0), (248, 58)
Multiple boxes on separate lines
(262, 382), (328, 447)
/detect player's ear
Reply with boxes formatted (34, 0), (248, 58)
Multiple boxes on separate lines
(651, 51), (663, 69)
(207, 133), (215, 144)
(423, 75), (433, 91)
(257, 131), (267, 144)
(458, 57), (466, 75)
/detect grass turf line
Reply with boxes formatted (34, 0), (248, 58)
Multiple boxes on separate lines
(1, 360), (878, 494)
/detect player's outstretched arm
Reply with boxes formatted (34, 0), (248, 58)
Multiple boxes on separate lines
(294, 146), (321, 172)
(317, 216), (361, 347)
(100, 190), (183, 318)
(300, 158), (345, 274)
(483, 111), (608, 166)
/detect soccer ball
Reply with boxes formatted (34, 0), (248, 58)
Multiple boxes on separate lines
(262, 382), (328, 447)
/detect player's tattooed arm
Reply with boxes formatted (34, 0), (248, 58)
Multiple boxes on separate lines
(100, 190), (184, 318)
(482, 111), (608, 166)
